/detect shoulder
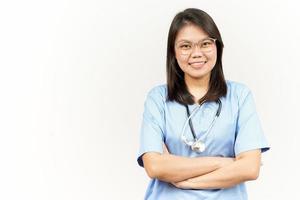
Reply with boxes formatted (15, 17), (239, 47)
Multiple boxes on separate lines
(226, 80), (250, 94)
(225, 80), (253, 105)
(143, 84), (167, 117)
(226, 80), (254, 107)
(146, 84), (167, 102)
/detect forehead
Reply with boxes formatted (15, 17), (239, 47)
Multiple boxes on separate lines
(175, 24), (209, 42)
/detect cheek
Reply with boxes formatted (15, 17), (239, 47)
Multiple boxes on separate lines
(175, 54), (187, 70)
(211, 54), (217, 64)
(207, 50), (217, 65)
(212, 48), (218, 62)
(177, 59), (188, 72)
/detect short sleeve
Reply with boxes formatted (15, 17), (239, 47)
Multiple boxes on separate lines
(234, 87), (270, 156)
(137, 87), (165, 167)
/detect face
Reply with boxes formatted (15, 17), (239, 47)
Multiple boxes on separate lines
(174, 24), (217, 82)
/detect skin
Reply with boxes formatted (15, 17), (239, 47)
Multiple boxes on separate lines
(142, 24), (262, 190)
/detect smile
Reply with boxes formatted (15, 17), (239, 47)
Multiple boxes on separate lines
(188, 61), (207, 68)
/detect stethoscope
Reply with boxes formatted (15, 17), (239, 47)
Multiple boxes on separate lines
(181, 99), (222, 153)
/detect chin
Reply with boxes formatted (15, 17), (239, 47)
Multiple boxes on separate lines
(188, 73), (208, 80)
(187, 70), (211, 79)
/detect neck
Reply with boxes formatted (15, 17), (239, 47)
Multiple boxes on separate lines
(185, 74), (210, 103)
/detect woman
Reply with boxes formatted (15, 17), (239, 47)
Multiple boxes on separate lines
(137, 8), (269, 199)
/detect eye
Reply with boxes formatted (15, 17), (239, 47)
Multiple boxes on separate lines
(179, 44), (191, 49)
(202, 40), (214, 47)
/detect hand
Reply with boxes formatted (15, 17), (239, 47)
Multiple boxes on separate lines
(185, 177), (200, 183)
(171, 180), (194, 189)
(163, 143), (170, 154)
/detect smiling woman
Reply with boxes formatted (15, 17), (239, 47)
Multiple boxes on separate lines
(137, 8), (270, 200)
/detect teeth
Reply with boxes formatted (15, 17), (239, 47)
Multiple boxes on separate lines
(190, 61), (206, 64)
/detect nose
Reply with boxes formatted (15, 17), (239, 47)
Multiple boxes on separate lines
(191, 45), (204, 58)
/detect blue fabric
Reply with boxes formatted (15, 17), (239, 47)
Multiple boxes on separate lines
(137, 80), (270, 200)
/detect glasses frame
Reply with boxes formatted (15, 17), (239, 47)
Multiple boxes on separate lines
(175, 37), (217, 55)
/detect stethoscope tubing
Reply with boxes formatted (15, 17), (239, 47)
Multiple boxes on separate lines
(181, 99), (222, 148)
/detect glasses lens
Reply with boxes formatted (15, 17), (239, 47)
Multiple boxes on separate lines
(177, 42), (192, 55)
(200, 39), (215, 52)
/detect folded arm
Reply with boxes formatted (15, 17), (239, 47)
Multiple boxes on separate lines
(172, 149), (262, 189)
(142, 144), (234, 183)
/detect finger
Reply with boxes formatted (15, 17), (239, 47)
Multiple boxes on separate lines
(163, 143), (169, 154)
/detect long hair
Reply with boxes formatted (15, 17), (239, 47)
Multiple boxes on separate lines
(166, 8), (227, 105)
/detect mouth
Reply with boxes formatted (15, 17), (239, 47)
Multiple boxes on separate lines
(188, 61), (207, 68)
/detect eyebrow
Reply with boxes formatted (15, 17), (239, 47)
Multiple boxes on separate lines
(176, 37), (212, 43)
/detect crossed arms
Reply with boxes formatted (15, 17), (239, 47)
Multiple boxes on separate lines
(142, 144), (261, 189)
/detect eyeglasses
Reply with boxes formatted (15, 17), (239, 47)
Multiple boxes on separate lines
(175, 38), (217, 55)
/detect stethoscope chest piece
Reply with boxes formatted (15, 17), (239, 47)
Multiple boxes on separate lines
(191, 140), (206, 152)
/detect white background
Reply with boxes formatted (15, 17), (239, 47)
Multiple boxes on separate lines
(0, 0), (299, 199)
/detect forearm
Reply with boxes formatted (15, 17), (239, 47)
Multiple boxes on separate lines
(175, 150), (261, 189)
(143, 153), (231, 183)
(189, 159), (257, 189)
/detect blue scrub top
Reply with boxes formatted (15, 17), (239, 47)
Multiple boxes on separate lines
(137, 80), (270, 200)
